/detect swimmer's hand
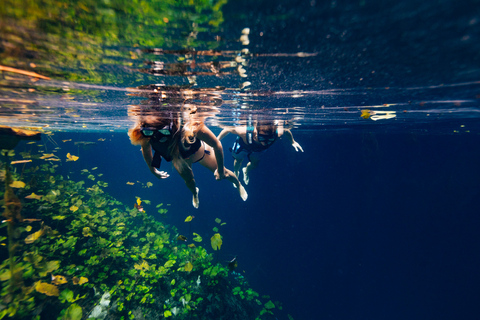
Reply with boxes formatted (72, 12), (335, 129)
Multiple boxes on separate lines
(153, 168), (170, 179)
(214, 168), (226, 180)
(292, 141), (304, 152)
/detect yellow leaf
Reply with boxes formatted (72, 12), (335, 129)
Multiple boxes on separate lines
(25, 193), (42, 200)
(211, 233), (222, 251)
(11, 160), (32, 164)
(66, 153), (79, 161)
(35, 281), (59, 296)
(25, 225), (32, 232)
(51, 275), (68, 285)
(134, 260), (149, 270)
(39, 153), (55, 159)
(126, 181), (134, 185)
(188, 244), (196, 248)
(360, 109), (371, 119)
(25, 229), (45, 244)
(70, 205), (78, 212)
(78, 276), (88, 285)
(9, 181), (25, 188)
(184, 261), (193, 272)
(82, 227), (93, 237)
(136, 198), (141, 206)
(72, 276), (89, 285)
(185, 215), (194, 222)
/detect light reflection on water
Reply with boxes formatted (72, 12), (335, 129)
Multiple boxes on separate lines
(1, 77), (479, 133)
(1, 0), (479, 134)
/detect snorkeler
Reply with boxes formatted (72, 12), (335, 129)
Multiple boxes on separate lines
(129, 115), (247, 208)
(217, 120), (303, 185)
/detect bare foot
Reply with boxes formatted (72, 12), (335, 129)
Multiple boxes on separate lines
(192, 187), (199, 208)
(238, 184), (248, 201)
(242, 167), (249, 185)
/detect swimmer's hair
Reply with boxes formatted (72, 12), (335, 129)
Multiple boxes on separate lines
(128, 115), (179, 146)
(256, 122), (277, 135)
(182, 120), (204, 145)
(128, 126), (146, 145)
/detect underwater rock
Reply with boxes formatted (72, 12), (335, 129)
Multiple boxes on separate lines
(88, 292), (111, 320)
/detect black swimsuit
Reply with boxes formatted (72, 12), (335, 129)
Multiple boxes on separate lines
(179, 139), (202, 159)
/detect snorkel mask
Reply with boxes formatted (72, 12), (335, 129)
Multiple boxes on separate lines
(257, 131), (277, 145)
(140, 122), (173, 142)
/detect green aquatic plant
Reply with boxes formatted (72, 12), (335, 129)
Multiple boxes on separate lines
(0, 150), (284, 320)
(211, 232), (222, 250)
(0, 154), (87, 319)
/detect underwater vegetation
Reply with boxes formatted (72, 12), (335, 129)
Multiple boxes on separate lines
(0, 145), (285, 319)
(0, 0), (228, 85)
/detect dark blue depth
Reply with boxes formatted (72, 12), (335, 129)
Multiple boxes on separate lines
(31, 129), (480, 320)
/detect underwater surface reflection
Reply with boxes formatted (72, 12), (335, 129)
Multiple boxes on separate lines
(0, 0), (479, 132)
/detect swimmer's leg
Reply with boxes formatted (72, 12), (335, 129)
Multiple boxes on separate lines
(225, 168), (248, 201)
(233, 158), (243, 180)
(192, 187), (199, 208)
(174, 160), (199, 208)
(243, 156), (260, 185)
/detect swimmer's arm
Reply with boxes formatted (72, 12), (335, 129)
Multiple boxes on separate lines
(283, 129), (304, 152)
(198, 126), (226, 179)
(217, 128), (230, 140)
(140, 140), (170, 179)
(217, 127), (239, 140)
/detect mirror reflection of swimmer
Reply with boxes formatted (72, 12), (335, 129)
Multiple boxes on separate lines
(217, 121), (304, 185)
(129, 115), (248, 209)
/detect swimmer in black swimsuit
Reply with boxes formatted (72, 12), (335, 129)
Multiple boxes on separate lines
(129, 115), (247, 208)
(218, 121), (303, 185)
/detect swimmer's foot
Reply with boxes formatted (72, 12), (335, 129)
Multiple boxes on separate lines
(192, 187), (199, 209)
(238, 184), (248, 201)
(242, 167), (249, 185)
(233, 170), (240, 188)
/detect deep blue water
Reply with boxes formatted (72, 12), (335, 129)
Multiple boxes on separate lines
(30, 128), (480, 320)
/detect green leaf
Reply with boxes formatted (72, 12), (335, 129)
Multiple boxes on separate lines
(210, 233), (222, 251)
(62, 303), (82, 320)
(192, 233), (202, 242)
(59, 289), (74, 303)
(164, 260), (176, 268)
